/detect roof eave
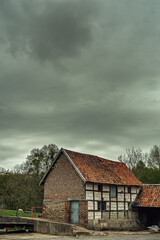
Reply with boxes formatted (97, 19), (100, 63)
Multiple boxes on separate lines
(39, 148), (86, 186)
(39, 148), (63, 186)
(62, 148), (86, 183)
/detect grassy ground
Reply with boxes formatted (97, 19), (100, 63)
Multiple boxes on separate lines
(1, 209), (40, 218)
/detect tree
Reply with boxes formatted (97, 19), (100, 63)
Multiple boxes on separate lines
(7, 143), (59, 210)
(132, 160), (146, 180)
(118, 146), (160, 184)
(118, 147), (148, 170)
(20, 143), (59, 176)
(148, 145), (160, 169)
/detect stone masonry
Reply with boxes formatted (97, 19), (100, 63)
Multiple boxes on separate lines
(43, 200), (88, 227)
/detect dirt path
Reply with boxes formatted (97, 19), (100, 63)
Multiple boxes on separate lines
(0, 232), (159, 240)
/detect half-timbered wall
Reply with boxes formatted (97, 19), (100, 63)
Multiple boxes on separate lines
(86, 183), (140, 220)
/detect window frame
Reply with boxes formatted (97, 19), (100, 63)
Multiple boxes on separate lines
(110, 185), (117, 198)
(128, 186), (131, 193)
(98, 184), (102, 192)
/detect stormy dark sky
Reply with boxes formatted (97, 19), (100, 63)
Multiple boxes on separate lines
(0, 0), (160, 169)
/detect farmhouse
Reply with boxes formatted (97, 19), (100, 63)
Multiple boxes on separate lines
(40, 148), (159, 230)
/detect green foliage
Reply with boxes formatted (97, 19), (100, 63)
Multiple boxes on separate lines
(25, 144), (59, 176)
(139, 168), (160, 184)
(118, 146), (160, 184)
(0, 143), (59, 210)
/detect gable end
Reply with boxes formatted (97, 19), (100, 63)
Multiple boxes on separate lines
(39, 148), (86, 185)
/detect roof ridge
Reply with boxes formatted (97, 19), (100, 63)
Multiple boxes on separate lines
(64, 148), (118, 163)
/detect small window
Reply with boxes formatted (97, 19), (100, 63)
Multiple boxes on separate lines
(98, 184), (102, 192)
(98, 201), (106, 211)
(128, 186), (131, 193)
(110, 185), (117, 198)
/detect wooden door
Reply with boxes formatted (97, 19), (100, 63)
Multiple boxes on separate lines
(70, 201), (79, 224)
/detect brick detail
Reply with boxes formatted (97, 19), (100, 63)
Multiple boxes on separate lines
(44, 152), (85, 201)
(79, 200), (88, 227)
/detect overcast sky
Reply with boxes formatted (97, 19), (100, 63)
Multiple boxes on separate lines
(0, 0), (160, 169)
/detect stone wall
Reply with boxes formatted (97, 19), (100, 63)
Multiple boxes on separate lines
(88, 209), (141, 230)
(43, 200), (88, 227)
(43, 200), (70, 223)
(44, 152), (85, 201)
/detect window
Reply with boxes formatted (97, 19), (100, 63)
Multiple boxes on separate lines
(98, 184), (102, 192)
(98, 201), (106, 211)
(128, 186), (131, 193)
(110, 185), (117, 198)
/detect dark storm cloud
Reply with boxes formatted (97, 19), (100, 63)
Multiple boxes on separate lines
(0, 0), (97, 61)
(0, 0), (160, 168)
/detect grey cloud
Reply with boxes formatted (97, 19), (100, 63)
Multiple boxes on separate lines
(0, 145), (18, 161)
(0, 0), (97, 61)
(0, 0), (160, 169)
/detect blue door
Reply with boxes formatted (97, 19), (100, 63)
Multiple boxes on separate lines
(70, 201), (79, 224)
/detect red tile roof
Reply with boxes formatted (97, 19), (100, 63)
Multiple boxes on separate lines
(134, 185), (160, 208)
(64, 149), (142, 186)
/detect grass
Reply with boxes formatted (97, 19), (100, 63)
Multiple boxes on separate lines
(1, 209), (40, 218)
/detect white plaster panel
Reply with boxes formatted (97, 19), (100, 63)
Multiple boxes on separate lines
(103, 192), (109, 201)
(95, 212), (101, 219)
(106, 202), (110, 210)
(125, 203), (128, 210)
(88, 201), (94, 210)
(88, 212), (94, 220)
(125, 194), (130, 201)
(94, 184), (98, 190)
(131, 194), (137, 202)
(118, 193), (124, 201)
(131, 186), (137, 193)
(86, 191), (93, 200)
(137, 187), (141, 193)
(103, 212), (109, 219)
(95, 192), (101, 200)
(118, 203), (124, 210)
(86, 183), (93, 190)
(95, 201), (98, 210)
(111, 202), (117, 210)
(118, 186), (124, 193)
(103, 184), (109, 191)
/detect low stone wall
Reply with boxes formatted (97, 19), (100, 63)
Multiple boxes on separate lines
(0, 216), (73, 235)
(88, 209), (142, 230)
(88, 218), (141, 231)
